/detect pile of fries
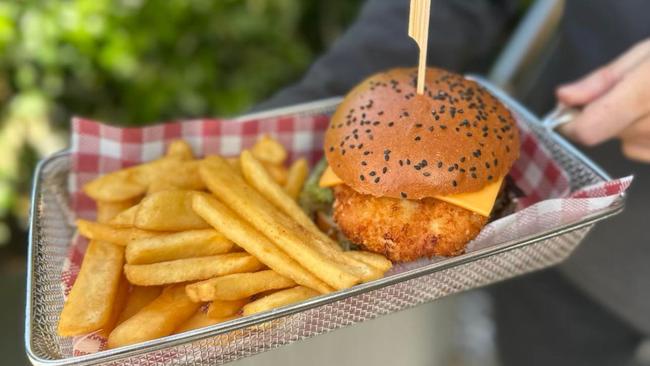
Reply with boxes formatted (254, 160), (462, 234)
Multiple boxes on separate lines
(57, 136), (391, 349)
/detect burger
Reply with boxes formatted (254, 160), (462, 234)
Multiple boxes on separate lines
(304, 67), (520, 262)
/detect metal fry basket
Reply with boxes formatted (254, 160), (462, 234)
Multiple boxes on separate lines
(25, 78), (625, 365)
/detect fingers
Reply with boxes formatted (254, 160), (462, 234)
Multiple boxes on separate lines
(622, 141), (650, 163)
(620, 113), (650, 162)
(557, 39), (650, 106)
(560, 59), (650, 146)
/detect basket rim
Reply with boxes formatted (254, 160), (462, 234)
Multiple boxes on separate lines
(25, 78), (626, 366)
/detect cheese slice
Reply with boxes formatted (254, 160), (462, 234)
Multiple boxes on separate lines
(319, 165), (502, 217)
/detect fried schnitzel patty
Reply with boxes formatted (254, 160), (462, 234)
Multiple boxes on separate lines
(332, 185), (488, 261)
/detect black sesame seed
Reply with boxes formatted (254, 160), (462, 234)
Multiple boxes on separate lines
(360, 175), (365, 181)
(401, 192), (407, 198)
(373, 121), (380, 126)
(415, 123), (423, 128)
(399, 160), (403, 166)
(460, 157), (466, 162)
(329, 146), (334, 152)
(448, 166), (454, 172)
(428, 126), (434, 132)
(452, 180), (458, 187)
(437, 161), (443, 168)
(414, 136), (421, 141)
(439, 124), (446, 129)
(388, 122), (394, 127)
(485, 162), (490, 169)
(414, 165), (422, 171)
(342, 149), (346, 155)
(374, 177), (380, 183)
(466, 132), (473, 137)
(364, 151), (370, 156)
(361, 161), (367, 166)
(423, 172), (431, 177)
(406, 159), (411, 165)
(369, 171), (376, 176)
(488, 175), (493, 180)
(494, 159), (498, 166)
(382, 167), (388, 174)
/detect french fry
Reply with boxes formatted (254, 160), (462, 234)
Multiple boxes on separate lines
(262, 162), (288, 185)
(166, 140), (194, 160)
(116, 286), (162, 325)
(199, 156), (360, 290)
(207, 298), (248, 319)
(124, 253), (263, 286)
(83, 166), (148, 203)
(240, 151), (339, 249)
(125, 229), (234, 264)
(76, 219), (162, 246)
(239, 151), (382, 281)
(146, 160), (205, 194)
(135, 190), (210, 231)
(185, 270), (295, 302)
(251, 135), (287, 165)
(192, 194), (332, 294)
(57, 241), (124, 336)
(242, 286), (319, 316)
(107, 285), (200, 349)
(175, 312), (238, 334)
(345, 251), (393, 273)
(84, 158), (203, 202)
(109, 204), (139, 227)
(98, 274), (130, 338)
(284, 158), (309, 200)
(97, 198), (139, 224)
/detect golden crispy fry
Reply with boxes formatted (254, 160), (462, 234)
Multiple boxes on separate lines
(207, 298), (248, 319)
(109, 204), (139, 227)
(192, 195), (333, 294)
(284, 158), (309, 200)
(240, 151), (340, 249)
(175, 312), (238, 334)
(239, 152), (382, 281)
(135, 190), (210, 231)
(185, 270), (295, 302)
(84, 158), (204, 202)
(146, 160), (204, 194)
(125, 229), (234, 264)
(83, 166), (148, 203)
(57, 241), (124, 336)
(98, 274), (130, 338)
(107, 285), (200, 349)
(225, 157), (243, 176)
(199, 156), (359, 290)
(263, 162), (288, 185)
(251, 135), (287, 165)
(344, 251), (393, 273)
(242, 286), (319, 316)
(116, 286), (162, 325)
(124, 253), (263, 286)
(166, 140), (194, 160)
(97, 199), (139, 224)
(76, 219), (162, 246)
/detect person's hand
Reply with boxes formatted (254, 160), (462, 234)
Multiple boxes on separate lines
(556, 38), (650, 162)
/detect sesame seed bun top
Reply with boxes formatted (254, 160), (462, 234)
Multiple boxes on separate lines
(324, 67), (520, 199)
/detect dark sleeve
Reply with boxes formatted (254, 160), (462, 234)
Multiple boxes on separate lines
(253, 0), (519, 111)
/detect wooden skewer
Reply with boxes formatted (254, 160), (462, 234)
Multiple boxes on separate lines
(408, 0), (431, 95)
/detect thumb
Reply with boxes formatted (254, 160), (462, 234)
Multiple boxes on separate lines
(556, 39), (650, 106)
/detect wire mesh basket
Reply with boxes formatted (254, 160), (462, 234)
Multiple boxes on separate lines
(25, 78), (625, 365)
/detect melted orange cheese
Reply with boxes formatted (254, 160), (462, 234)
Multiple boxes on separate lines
(319, 165), (502, 217)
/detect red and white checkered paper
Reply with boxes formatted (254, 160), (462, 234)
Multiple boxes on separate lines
(62, 113), (631, 356)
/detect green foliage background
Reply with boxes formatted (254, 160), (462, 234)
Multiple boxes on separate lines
(0, 0), (363, 249)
